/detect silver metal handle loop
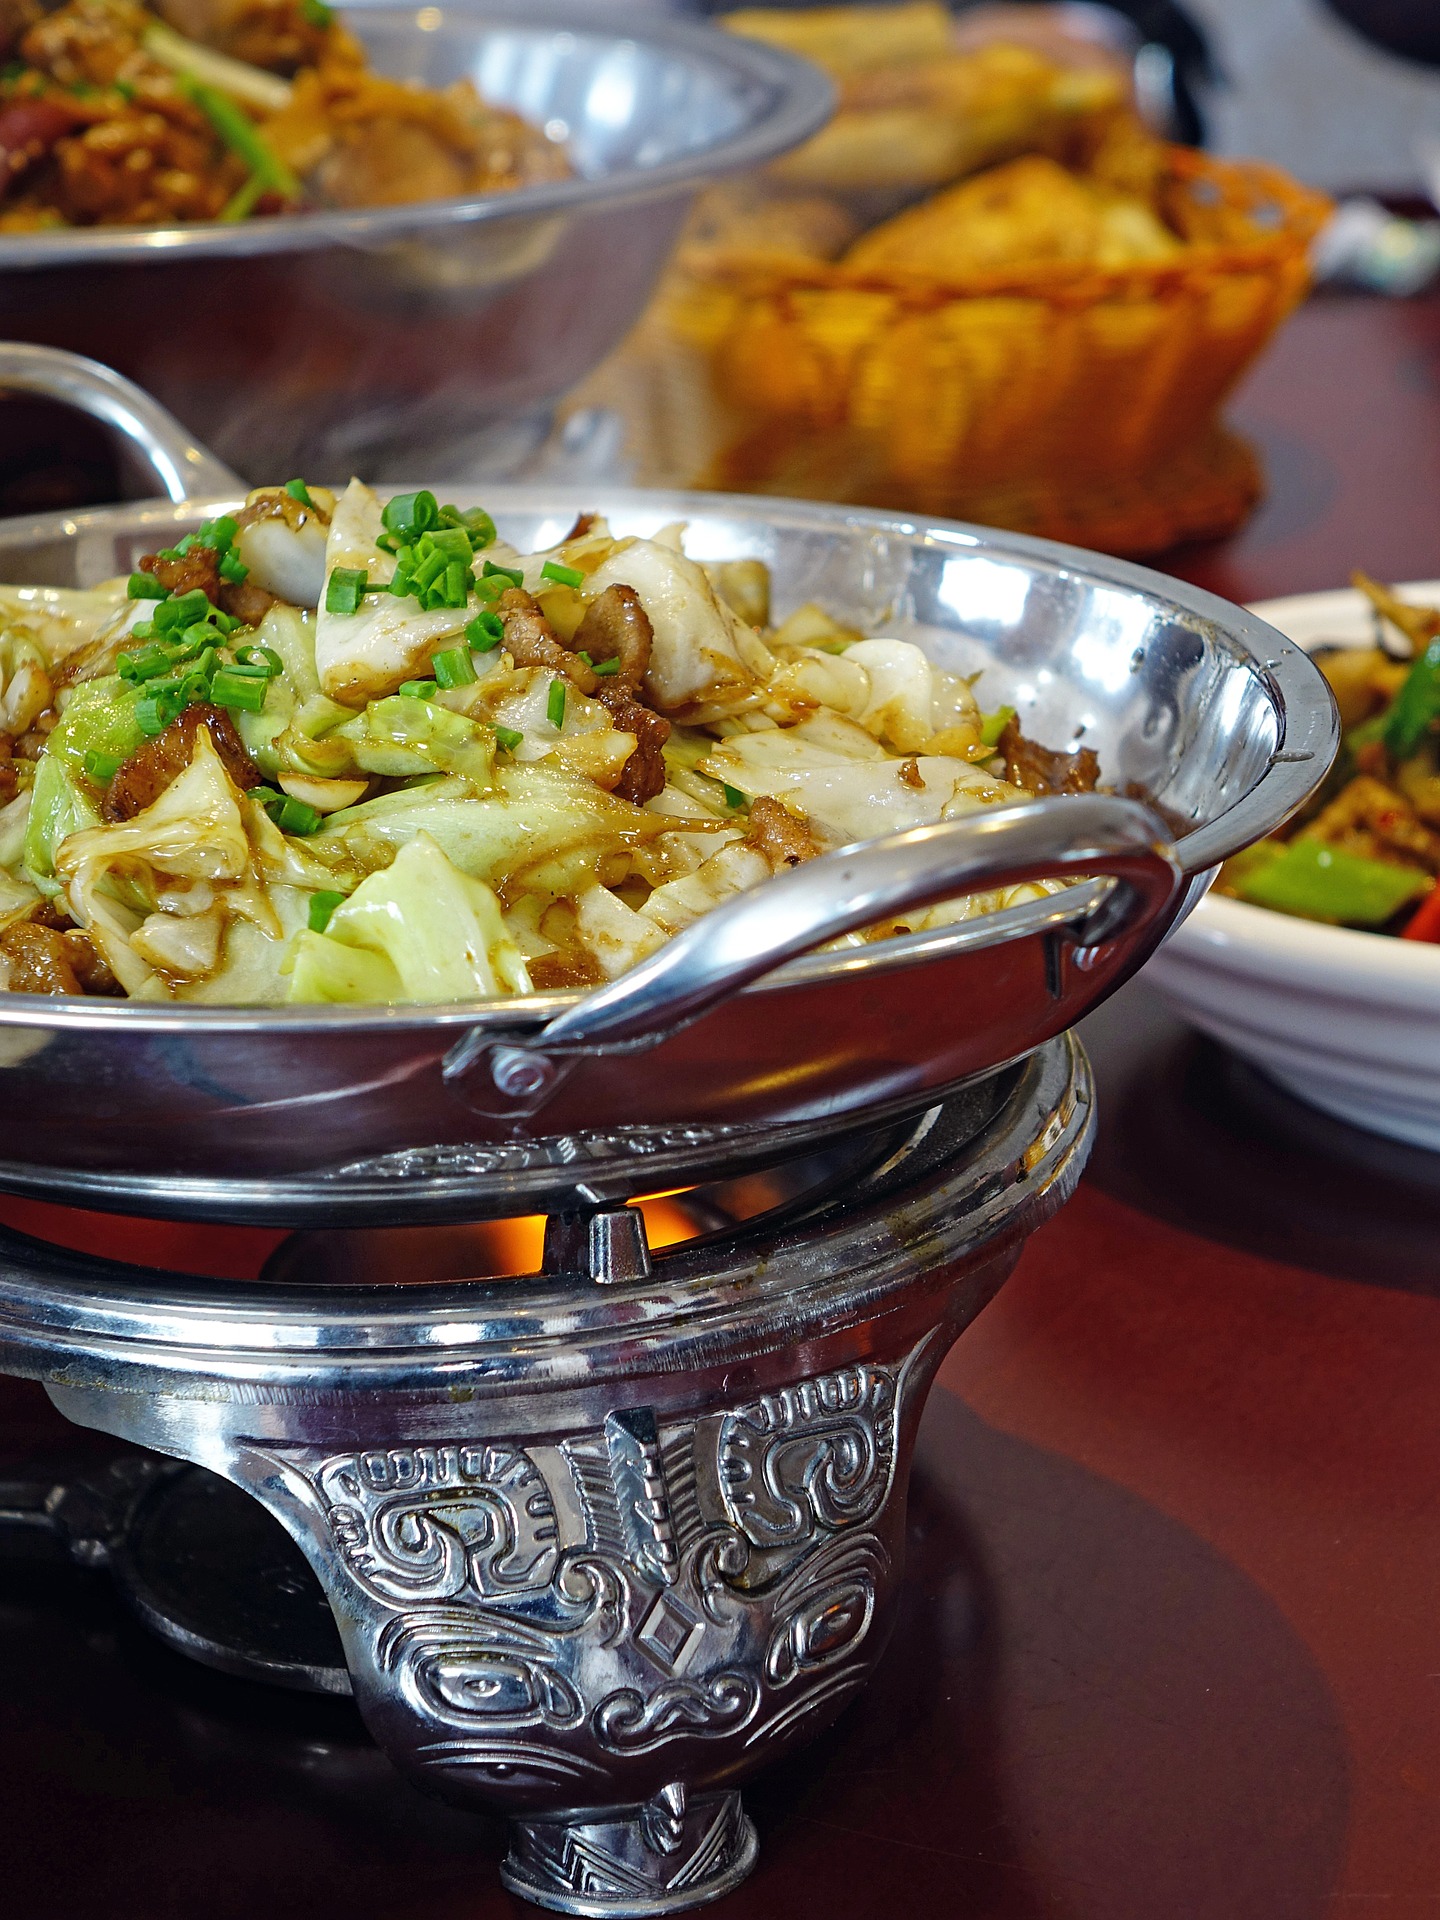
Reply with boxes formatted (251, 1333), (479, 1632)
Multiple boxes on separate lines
(444, 792), (1182, 1111)
(0, 342), (243, 502)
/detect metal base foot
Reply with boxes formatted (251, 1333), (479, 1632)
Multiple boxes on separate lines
(501, 1787), (758, 1917)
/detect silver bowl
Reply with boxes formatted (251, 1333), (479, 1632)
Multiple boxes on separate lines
(0, 2), (831, 480)
(0, 348), (1338, 1228)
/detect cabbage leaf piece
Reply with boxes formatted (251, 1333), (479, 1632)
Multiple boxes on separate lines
(23, 752), (101, 893)
(576, 839), (774, 979)
(767, 637), (982, 753)
(315, 480), (474, 705)
(586, 536), (770, 716)
(0, 582), (129, 669)
(45, 674), (146, 780)
(700, 722), (1029, 848)
(54, 727), (264, 995)
(333, 694), (497, 786)
(288, 834), (531, 1004)
(234, 606), (360, 779)
(310, 764), (665, 899)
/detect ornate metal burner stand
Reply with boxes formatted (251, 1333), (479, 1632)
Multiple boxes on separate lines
(0, 1039), (1091, 1916)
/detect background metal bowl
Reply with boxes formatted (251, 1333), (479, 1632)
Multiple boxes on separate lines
(0, 2), (831, 483)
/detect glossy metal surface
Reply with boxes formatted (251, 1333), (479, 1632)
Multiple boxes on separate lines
(0, 447), (1335, 1219)
(0, 3), (831, 480)
(0, 1036), (1091, 1915)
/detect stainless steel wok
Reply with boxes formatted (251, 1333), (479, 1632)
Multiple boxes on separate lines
(0, 349), (1338, 1224)
(0, 2), (831, 482)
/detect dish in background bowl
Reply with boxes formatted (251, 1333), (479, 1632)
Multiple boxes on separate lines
(1146, 581), (1440, 1150)
(567, 3), (1331, 557)
(0, 2), (832, 482)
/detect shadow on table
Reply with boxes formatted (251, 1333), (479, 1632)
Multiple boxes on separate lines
(1079, 982), (1440, 1294)
(0, 1375), (1347, 1920)
(741, 1387), (1348, 1920)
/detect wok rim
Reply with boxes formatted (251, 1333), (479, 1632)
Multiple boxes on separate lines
(0, 487), (1338, 1035)
(0, 0), (835, 272)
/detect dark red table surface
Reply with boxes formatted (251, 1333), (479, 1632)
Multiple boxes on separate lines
(5, 288), (1440, 1919)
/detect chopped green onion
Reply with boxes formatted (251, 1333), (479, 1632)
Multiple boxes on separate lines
(412, 546), (449, 594)
(234, 644), (284, 676)
(440, 504), (496, 549)
(180, 78), (300, 201)
(547, 679), (567, 730)
(593, 655), (621, 676)
(267, 794), (322, 836)
(127, 572), (166, 600)
(300, 0), (334, 26)
(979, 706), (1016, 749)
(220, 173), (265, 222)
(153, 588), (214, 633)
(210, 667), (268, 713)
(483, 559), (523, 588)
(492, 723), (523, 752)
(114, 77), (135, 100)
(474, 572), (506, 605)
(398, 680), (438, 701)
(574, 650), (593, 667)
(284, 478), (314, 508)
(325, 567), (368, 616)
(218, 548), (248, 584)
(382, 490), (440, 543)
(118, 641), (172, 683)
(723, 784), (746, 809)
(196, 514), (238, 552)
(83, 751), (123, 785)
(307, 889), (346, 933)
(466, 610), (504, 650)
(541, 559), (585, 590)
(426, 527), (473, 563)
(432, 645), (478, 689)
(135, 689), (184, 735)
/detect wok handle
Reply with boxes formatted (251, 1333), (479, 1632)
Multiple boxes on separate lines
(443, 792), (1183, 1110)
(0, 342), (243, 502)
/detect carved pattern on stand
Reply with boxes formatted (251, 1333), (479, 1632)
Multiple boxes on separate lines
(268, 1349), (921, 1909)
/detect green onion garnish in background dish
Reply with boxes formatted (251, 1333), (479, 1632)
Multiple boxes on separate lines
(308, 889), (346, 933)
(541, 560), (585, 590)
(547, 679), (567, 729)
(1383, 638), (1440, 759)
(432, 645), (477, 690)
(325, 567), (368, 615)
(182, 78), (299, 204)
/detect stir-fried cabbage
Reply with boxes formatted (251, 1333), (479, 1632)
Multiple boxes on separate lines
(0, 482), (1091, 1005)
(289, 835), (530, 1004)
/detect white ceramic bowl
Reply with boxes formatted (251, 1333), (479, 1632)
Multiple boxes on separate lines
(1145, 581), (1440, 1149)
